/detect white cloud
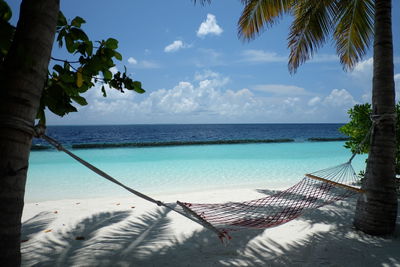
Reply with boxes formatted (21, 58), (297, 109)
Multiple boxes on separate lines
(194, 70), (219, 81)
(350, 57), (373, 80)
(254, 84), (309, 95)
(241, 50), (286, 63)
(127, 57), (160, 68)
(283, 97), (300, 106)
(196, 14), (223, 37)
(72, 71), (261, 123)
(127, 58), (160, 69)
(127, 57), (137, 65)
(323, 89), (357, 107)
(46, 71), (362, 124)
(194, 70), (229, 88)
(308, 96), (321, 106)
(350, 58), (400, 103)
(164, 40), (187, 53)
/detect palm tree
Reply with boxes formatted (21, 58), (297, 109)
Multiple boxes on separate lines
(237, 0), (397, 235)
(0, 0), (60, 265)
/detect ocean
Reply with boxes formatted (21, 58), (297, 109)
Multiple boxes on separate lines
(32, 123), (347, 146)
(26, 124), (367, 202)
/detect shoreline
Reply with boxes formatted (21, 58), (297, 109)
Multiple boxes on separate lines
(23, 182), (293, 204)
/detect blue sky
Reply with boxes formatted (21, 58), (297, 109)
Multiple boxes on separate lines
(9, 0), (400, 125)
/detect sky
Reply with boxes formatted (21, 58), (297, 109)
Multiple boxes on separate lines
(8, 0), (400, 125)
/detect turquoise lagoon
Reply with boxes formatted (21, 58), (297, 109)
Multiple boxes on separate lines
(26, 141), (367, 202)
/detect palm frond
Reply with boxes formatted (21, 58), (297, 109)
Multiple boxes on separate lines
(288, 0), (337, 74)
(334, 0), (374, 71)
(238, 0), (293, 40)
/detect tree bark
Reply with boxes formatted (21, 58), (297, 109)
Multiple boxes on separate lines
(0, 0), (59, 266)
(353, 0), (398, 235)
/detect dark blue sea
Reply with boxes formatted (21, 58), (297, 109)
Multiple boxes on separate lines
(32, 123), (346, 147)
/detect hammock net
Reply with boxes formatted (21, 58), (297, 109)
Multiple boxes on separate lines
(173, 162), (362, 240)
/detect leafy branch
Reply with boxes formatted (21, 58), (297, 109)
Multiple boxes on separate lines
(0, 2), (145, 125)
(36, 11), (145, 124)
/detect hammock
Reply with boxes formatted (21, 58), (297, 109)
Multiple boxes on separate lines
(174, 162), (362, 240)
(38, 132), (364, 242)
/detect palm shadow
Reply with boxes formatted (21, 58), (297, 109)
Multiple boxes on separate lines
(22, 210), (131, 266)
(21, 194), (400, 267)
(131, 194), (400, 266)
(21, 211), (56, 242)
(70, 207), (174, 266)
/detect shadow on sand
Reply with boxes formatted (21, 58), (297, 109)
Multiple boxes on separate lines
(21, 192), (400, 267)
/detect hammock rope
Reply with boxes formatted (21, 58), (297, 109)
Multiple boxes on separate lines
(32, 115), (395, 241)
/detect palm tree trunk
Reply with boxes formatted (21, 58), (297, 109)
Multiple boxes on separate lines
(0, 0), (59, 265)
(353, 0), (398, 235)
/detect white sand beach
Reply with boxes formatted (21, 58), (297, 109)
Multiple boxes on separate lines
(21, 188), (400, 267)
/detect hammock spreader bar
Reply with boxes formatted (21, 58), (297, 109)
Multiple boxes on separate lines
(305, 174), (365, 193)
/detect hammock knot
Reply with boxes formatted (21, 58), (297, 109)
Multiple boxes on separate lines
(370, 113), (397, 125)
(34, 124), (46, 138)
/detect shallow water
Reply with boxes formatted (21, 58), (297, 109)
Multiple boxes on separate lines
(26, 141), (367, 202)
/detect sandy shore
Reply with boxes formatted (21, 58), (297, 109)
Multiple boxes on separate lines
(21, 188), (400, 267)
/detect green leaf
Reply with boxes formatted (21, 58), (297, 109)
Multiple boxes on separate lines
(133, 81), (142, 88)
(57, 28), (66, 47)
(0, 0), (12, 22)
(103, 70), (112, 80)
(71, 16), (86, 28)
(132, 81), (145, 93)
(57, 11), (67, 27)
(65, 35), (75, 53)
(59, 73), (75, 83)
(105, 38), (118, 49)
(114, 51), (122, 61)
(0, 21), (14, 54)
(86, 41), (93, 56)
(70, 28), (89, 41)
(71, 95), (88, 106)
(53, 64), (64, 74)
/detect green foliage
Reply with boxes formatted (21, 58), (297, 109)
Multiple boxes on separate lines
(339, 103), (372, 154)
(340, 103), (400, 174)
(38, 11), (145, 123)
(0, 0), (14, 64)
(0, 2), (145, 124)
